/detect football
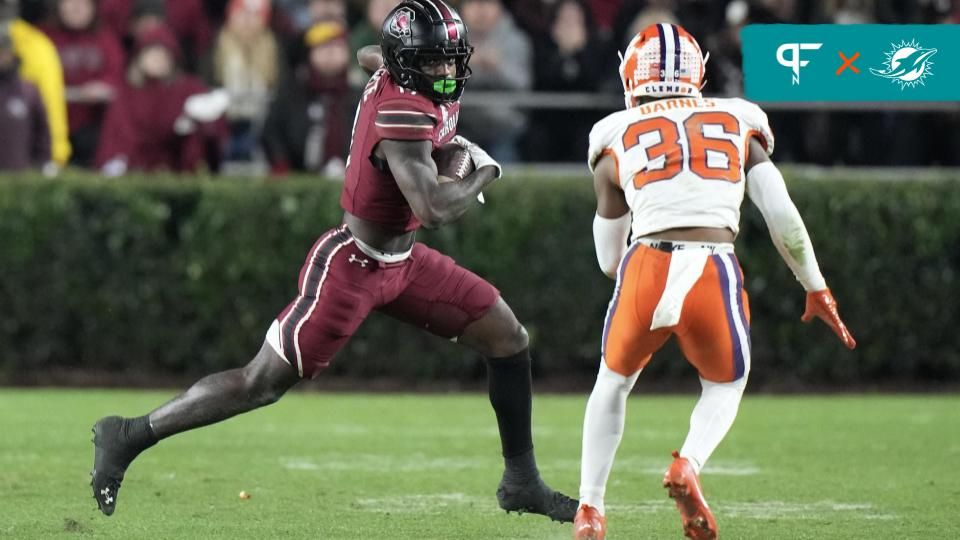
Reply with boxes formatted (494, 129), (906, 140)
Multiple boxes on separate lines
(432, 143), (474, 183)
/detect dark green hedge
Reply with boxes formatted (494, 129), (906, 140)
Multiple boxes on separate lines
(1, 171), (958, 387)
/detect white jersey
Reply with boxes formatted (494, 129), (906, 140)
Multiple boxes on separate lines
(588, 97), (774, 238)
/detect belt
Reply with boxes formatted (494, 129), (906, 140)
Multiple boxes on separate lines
(637, 238), (735, 254)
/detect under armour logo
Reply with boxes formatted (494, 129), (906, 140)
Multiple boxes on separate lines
(101, 487), (114, 504)
(348, 254), (370, 268)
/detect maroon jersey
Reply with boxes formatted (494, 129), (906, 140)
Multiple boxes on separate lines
(341, 68), (460, 232)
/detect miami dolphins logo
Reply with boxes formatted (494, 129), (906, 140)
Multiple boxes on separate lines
(388, 8), (415, 38)
(870, 39), (937, 90)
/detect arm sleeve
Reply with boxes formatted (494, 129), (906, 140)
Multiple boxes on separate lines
(374, 98), (437, 140)
(593, 212), (631, 278)
(746, 162), (826, 291)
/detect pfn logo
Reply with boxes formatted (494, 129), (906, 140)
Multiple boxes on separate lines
(776, 43), (823, 85)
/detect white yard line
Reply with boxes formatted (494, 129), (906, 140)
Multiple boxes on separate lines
(349, 493), (896, 521)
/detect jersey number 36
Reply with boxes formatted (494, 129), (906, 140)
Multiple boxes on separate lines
(622, 111), (741, 189)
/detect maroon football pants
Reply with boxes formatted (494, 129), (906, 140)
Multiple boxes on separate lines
(267, 225), (500, 378)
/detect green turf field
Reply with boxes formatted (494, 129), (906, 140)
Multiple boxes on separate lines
(1, 390), (957, 539)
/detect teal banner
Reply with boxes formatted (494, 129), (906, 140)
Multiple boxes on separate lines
(741, 24), (960, 101)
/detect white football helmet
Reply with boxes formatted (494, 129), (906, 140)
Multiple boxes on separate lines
(618, 23), (708, 107)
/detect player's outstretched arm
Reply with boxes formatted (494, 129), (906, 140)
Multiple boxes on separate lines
(358, 45), (383, 76)
(380, 139), (499, 229)
(592, 154), (630, 279)
(744, 138), (856, 349)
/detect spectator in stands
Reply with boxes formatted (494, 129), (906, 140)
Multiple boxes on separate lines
(271, 0), (311, 32)
(347, 0), (395, 87)
(498, 0), (551, 36)
(0, 23), (51, 172)
(1, 0), (70, 166)
(528, 0), (613, 161)
(211, 0), (281, 161)
(307, 0), (346, 23)
(42, 0), (125, 167)
(17, 0), (44, 23)
(99, 0), (214, 69)
(273, 0), (346, 67)
(100, 0), (155, 38)
(586, 0), (622, 34)
(614, 3), (677, 49)
(824, 0), (876, 24)
(457, 0), (532, 163)
(96, 24), (226, 175)
(262, 21), (348, 178)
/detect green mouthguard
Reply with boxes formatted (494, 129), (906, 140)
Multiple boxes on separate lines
(433, 79), (456, 94)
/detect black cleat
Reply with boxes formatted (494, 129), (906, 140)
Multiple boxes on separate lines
(91, 416), (136, 516)
(496, 475), (579, 523)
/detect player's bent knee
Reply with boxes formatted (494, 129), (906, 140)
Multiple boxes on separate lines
(511, 323), (529, 352)
(490, 299), (528, 353)
(241, 342), (300, 407)
(460, 298), (529, 358)
(242, 372), (290, 408)
(486, 320), (528, 358)
(598, 361), (640, 390)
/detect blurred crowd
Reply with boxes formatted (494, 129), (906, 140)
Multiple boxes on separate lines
(1, 0), (958, 178)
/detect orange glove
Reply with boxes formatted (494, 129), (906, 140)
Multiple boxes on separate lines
(802, 289), (856, 349)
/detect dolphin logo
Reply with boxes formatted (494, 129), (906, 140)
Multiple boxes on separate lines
(870, 40), (937, 89)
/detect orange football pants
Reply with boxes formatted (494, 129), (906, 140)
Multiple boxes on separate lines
(601, 244), (751, 382)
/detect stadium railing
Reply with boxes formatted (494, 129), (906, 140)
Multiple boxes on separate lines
(458, 91), (960, 112)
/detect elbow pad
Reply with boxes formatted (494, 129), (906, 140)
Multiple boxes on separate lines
(746, 162), (826, 291)
(593, 212), (631, 277)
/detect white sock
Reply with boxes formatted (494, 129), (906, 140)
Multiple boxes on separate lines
(579, 362), (640, 516)
(679, 375), (748, 474)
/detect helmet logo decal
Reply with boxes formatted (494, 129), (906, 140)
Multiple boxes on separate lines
(388, 8), (415, 38)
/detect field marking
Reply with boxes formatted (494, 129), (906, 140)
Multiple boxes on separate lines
(351, 493), (896, 521)
(547, 457), (760, 476)
(718, 500), (896, 521)
(354, 493), (489, 514)
(280, 455), (490, 473)
(288, 424), (503, 438)
(608, 499), (895, 521)
(278, 454), (760, 476)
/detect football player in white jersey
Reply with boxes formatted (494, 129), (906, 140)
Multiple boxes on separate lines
(573, 23), (857, 540)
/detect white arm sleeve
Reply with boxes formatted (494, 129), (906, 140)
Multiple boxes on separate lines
(593, 212), (631, 279)
(746, 162), (826, 291)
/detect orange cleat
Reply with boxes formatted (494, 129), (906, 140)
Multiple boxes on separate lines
(573, 504), (606, 540)
(663, 451), (718, 540)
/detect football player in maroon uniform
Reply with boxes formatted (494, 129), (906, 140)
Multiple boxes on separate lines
(91, 0), (577, 524)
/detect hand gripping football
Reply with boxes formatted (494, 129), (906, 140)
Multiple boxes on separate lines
(432, 142), (475, 183)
